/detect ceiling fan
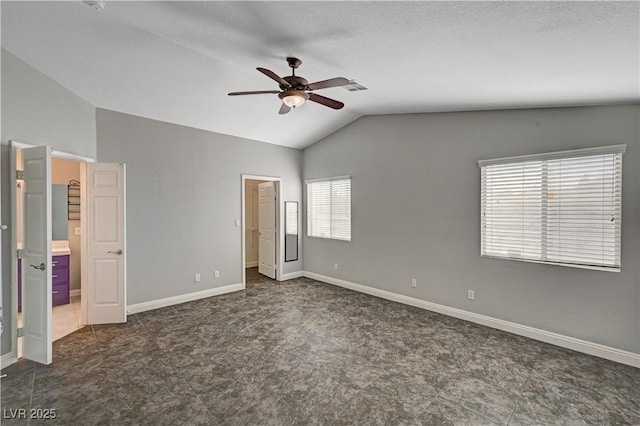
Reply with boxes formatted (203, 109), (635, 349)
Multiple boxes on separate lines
(228, 57), (351, 115)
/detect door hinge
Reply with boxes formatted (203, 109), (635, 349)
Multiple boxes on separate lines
(16, 170), (25, 180)
(17, 249), (23, 259)
(17, 328), (24, 338)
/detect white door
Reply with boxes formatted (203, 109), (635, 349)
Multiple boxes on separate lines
(21, 146), (52, 365)
(0, 153), (2, 337)
(82, 163), (126, 324)
(258, 182), (276, 279)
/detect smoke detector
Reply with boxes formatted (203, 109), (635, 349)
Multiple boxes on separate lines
(83, 1), (106, 10)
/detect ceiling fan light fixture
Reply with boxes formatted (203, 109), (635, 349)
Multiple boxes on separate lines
(279, 91), (309, 108)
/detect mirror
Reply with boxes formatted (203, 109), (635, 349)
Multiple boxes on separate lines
(285, 201), (298, 262)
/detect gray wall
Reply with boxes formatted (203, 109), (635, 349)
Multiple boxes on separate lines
(303, 105), (640, 354)
(51, 185), (67, 241)
(96, 109), (303, 305)
(1, 49), (97, 356)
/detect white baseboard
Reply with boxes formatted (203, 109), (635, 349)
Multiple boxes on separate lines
(279, 271), (304, 281)
(69, 289), (81, 297)
(303, 271), (640, 368)
(1, 352), (18, 370)
(126, 283), (243, 315)
(245, 261), (259, 268)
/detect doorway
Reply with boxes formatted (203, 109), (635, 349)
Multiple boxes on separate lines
(15, 154), (85, 358)
(244, 179), (267, 270)
(9, 140), (127, 365)
(241, 175), (283, 288)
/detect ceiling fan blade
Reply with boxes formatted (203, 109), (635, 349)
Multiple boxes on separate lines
(228, 90), (280, 96)
(306, 77), (350, 91)
(309, 93), (344, 110)
(257, 67), (291, 87)
(278, 103), (291, 115)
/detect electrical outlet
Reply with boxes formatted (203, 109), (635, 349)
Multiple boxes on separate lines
(194, 274), (201, 283)
(468, 290), (475, 300)
(334, 263), (339, 270)
(411, 278), (417, 288)
(214, 270), (220, 278)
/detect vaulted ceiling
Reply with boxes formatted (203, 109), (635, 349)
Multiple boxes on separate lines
(2, 1), (638, 149)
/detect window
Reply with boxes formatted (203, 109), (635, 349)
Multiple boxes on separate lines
(307, 176), (351, 241)
(479, 145), (625, 271)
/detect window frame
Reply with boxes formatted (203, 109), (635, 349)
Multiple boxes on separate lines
(306, 175), (351, 241)
(478, 145), (625, 272)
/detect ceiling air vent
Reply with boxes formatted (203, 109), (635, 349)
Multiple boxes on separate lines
(83, 1), (106, 10)
(343, 80), (368, 92)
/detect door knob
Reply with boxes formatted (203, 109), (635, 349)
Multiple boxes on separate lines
(107, 249), (123, 255)
(29, 263), (46, 271)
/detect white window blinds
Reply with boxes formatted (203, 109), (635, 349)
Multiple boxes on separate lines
(307, 177), (351, 241)
(479, 145), (625, 271)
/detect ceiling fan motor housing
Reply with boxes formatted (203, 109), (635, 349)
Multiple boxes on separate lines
(282, 76), (309, 91)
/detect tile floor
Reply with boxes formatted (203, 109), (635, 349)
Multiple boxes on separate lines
(1, 269), (638, 425)
(52, 295), (83, 341)
(16, 296), (83, 357)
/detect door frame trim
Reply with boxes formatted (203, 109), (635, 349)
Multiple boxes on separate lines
(8, 140), (95, 362)
(241, 174), (283, 288)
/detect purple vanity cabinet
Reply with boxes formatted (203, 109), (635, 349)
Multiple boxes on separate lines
(52, 255), (70, 306)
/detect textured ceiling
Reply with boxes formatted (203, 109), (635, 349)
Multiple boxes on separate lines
(2, 1), (639, 149)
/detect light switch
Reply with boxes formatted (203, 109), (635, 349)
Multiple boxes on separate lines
(75, 227), (81, 235)
(234, 219), (241, 227)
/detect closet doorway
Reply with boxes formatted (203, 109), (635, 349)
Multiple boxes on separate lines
(241, 175), (282, 287)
